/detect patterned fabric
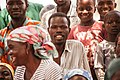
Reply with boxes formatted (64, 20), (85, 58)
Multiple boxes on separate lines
(64, 68), (93, 80)
(68, 21), (104, 68)
(60, 40), (90, 75)
(41, 1), (80, 29)
(0, 62), (14, 77)
(94, 40), (116, 80)
(14, 59), (62, 80)
(0, 2), (43, 29)
(104, 58), (120, 80)
(0, 17), (41, 64)
(7, 25), (58, 59)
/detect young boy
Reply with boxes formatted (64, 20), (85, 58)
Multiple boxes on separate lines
(68, 0), (104, 79)
(94, 10), (120, 80)
(96, 0), (117, 21)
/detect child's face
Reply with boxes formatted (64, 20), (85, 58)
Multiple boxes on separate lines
(97, 0), (116, 18)
(76, 0), (95, 22)
(104, 12), (120, 35)
(115, 36), (120, 57)
(69, 75), (87, 80)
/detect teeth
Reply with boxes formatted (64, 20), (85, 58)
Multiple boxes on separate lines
(55, 35), (63, 40)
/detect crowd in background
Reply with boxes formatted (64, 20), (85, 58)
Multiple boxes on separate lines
(0, 0), (120, 80)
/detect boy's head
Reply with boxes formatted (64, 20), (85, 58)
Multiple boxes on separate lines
(115, 32), (120, 58)
(76, 0), (96, 23)
(104, 10), (120, 36)
(97, 0), (116, 21)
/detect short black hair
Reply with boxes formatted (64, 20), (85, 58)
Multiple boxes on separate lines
(48, 12), (70, 27)
(76, 0), (96, 6)
(6, 0), (28, 6)
(104, 10), (120, 22)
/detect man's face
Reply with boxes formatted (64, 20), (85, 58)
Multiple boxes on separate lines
(6, 0), (28, 19)
(54, 0), (70, 6)
(97, 0), (116, 18)
(76, 0), (95, 22)
(0, 65), (13, 80)
(7, 40), (28, 66)
(48, 17), (70, 45)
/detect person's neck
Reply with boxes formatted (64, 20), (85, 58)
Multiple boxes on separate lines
(55, 43), (65, 57)
(99, 16), (104, 21)
(80, 19), (95, 26)
(11, 17), (26, 29)
(25, 55), (41, 80)
(105, 34), (117, 42)
(57, 1), (71, 14)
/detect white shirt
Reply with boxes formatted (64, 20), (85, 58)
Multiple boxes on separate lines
(59, 40), (91, 75)
(14, 59), (62, 80)
(41, 2), (80, 29)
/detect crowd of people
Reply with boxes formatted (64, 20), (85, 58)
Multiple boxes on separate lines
(0, 0), (120, 80)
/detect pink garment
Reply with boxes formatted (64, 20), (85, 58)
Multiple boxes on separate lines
(68, 21), (104, 67)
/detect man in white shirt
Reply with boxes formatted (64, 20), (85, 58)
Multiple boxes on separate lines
(48, 12), (90, 75)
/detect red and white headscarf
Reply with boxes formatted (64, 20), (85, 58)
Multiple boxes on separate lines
(7, 25), (58, 59)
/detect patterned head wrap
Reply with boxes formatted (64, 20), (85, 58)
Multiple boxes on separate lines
(104, 58), (120, 80)
(7, 25), (58, 59)
(64, 69), (93, 80)
(0, 63), (14, 78)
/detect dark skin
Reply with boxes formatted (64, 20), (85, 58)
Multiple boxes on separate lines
(7, 40), (41, 80)
(54, 0), (71, 14)
(76, 0), (95, 26)
(48, 16), (70, 65)
(104, 11), (120, 42)
(6, 0), (28, 28)
(69, 75), (87, 80)
(0, 65), (13, 80)
(97, 0), (116, 21)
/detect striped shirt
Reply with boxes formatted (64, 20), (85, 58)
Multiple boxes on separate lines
(0, 17), (41, 64)
(14, 59), (62, 80)
(60, 40), (91, 75)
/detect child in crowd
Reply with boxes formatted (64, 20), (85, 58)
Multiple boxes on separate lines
(94, 10), (120, 80)
(64, 69), (93, 80)
(96, 0), (117, 21)
(68, 0), (104, 79)
(115, 32), (120, 58)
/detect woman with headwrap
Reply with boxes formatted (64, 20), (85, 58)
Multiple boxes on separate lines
(64, 68), (93, 80)
(0, 63), (14, 80)
(104, 58), (120, 80)
(6, 25), (62, 80)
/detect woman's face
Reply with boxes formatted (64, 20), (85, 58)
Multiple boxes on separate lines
(7, 40), (28, 66)
(112, 70), (120, 80)
(0, 65), (13, 80)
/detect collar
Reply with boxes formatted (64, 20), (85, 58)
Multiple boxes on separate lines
(7, 17), (31, 30)
(64, 40), (71, 53)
